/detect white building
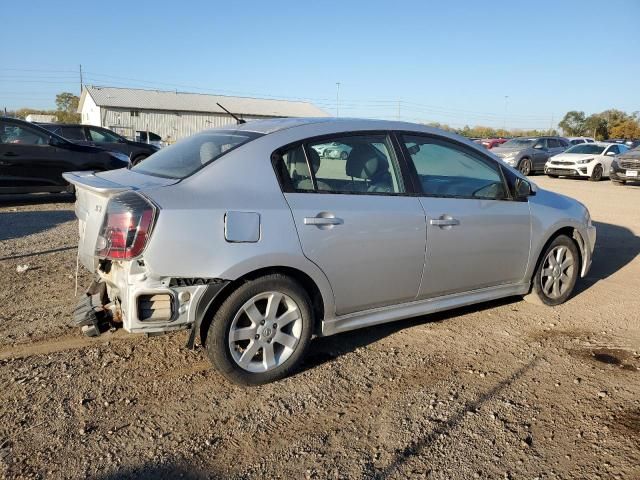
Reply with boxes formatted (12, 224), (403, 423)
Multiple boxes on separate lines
(26, 114), (57, 123)
(77, 85), (328, 142)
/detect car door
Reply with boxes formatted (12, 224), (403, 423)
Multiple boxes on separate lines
(275, 133), (426, 316)
(398, 134), (531, 299)
(0, 119), (68, 191)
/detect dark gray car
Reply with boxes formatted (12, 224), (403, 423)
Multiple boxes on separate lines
(492, 136), (569, 175)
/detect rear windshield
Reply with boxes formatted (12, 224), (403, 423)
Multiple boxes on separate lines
(501, 138), (535, 148)
(566, 144), (605, 155)
(132, 130), (262, 178)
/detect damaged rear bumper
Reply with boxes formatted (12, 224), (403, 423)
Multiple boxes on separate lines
(74, 260), (229, 346)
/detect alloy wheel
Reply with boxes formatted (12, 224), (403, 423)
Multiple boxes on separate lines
(540, 246), (575, 299)
(227, 291), (303, 373)
(519, 159), (532, 175)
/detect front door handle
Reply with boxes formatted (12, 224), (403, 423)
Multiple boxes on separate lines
(430, 216), (460, 228)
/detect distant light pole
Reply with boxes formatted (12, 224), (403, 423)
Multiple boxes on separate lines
(336, 82), (340, 117)
(503, 95), (509, 131)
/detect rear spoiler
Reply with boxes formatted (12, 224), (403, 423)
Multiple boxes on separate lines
(63, 171), (132, 196)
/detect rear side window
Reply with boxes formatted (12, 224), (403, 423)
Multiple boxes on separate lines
(274, 134), (404, 194)
(61, 127), (86, 141)
(132, 130), (262, 179)
(547, 139), (560, 148)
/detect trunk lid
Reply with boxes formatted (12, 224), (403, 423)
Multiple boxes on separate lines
(63, 169), (178, 270)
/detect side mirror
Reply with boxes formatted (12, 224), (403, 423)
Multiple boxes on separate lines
(533, 144), (545, 150)
(48, 136), (61, 146)
(606, 151), (616, 156)
(515, 178), (534, 199)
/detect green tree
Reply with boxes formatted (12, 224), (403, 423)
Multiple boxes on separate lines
(584, 114), (609, 140)
(55, 92), (80, 123)
(558, 111), (587, 136)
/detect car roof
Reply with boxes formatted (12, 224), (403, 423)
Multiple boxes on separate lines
(213, 117), (456, 136)
(0, 116), (69, 140)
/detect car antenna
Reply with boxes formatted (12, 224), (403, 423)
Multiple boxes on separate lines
(217, 103), (246, 124)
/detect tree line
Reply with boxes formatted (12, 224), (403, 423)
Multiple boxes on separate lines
(557, 109), (640, 140)
(5, 92), (81, 123)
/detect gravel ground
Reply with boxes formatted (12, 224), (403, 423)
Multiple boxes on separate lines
(0, 179), (638, 480)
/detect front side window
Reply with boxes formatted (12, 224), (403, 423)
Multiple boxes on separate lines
(132, 130), (261, 179)
(0, 122), (48, 145)
(402, 135), (507, 200)
(606, 145), (619, 155)
(547, 138), (560, 148)
(88, 128), (121, 143)
(567, 144), (605, 155)
(276, 134), (404, 194)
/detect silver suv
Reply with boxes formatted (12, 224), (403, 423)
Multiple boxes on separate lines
(492, 136), (570, 175)
(65, 118), (595, 385)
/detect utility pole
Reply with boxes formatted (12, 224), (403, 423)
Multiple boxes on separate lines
(503, 95), (509, 131)
(79, 64), (83, 94)
(550, 114), (554, 135)
(335, 82), (340, 117)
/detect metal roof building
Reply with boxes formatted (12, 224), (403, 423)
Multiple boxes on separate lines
(78, 85), (328, 142)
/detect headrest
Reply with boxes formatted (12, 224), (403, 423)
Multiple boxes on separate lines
(346, 144), (388, 180)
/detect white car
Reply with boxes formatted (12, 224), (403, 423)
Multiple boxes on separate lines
(545, 142), (630, 181)
(567, 137), (595, 145)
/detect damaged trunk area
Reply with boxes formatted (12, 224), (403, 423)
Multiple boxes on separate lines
(70, 278), (121, 337)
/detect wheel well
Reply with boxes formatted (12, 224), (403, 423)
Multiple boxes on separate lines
(198, 266), (325, 345)
(531, 227), (583, 288)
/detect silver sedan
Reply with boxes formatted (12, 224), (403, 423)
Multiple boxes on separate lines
(64, 118), (596, 385)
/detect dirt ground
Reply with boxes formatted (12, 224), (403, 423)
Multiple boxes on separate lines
(0, 178), (638, 480)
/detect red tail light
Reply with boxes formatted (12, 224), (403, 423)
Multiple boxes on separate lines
(96, 192), (157, 260)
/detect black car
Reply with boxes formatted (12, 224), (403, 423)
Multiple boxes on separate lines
(610, 146), (640, 186)
(0, 117), (130, 194)
(38, 123), (158, 165)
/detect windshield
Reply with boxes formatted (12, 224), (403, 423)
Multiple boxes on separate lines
(501, 138), (535, 148)
(566, 144), (605, 155)
(132, 130), (262, 178)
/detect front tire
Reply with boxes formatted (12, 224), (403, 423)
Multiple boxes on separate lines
(132, 154), (148, 166)
(205, 274), (314, 385)
(589, 164), (603, 182)
(526, 235), (579, 306)
(518, 158), (532, 176)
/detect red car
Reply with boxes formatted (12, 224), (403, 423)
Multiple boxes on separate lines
(479, 138), (508, 149)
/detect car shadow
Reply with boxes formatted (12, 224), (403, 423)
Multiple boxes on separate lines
(0, 209), (76, 241)
(0, 192), (74, 207)
(97, 463), (217, 480)
(300, 297), (519, 373)
(574, 220), (640, 294)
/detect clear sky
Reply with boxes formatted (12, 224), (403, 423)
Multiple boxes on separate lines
(1, 0), (638, 129)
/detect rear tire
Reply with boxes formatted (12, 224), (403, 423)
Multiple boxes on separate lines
(589, 164), (603, 182)
(525, 235), (580, 306)
(205, 274), (314, 386)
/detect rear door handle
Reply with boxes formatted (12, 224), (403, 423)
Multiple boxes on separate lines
(304, 212), (344, 229)
(304, 216), (344, 226)
(430, 216), (460, 228)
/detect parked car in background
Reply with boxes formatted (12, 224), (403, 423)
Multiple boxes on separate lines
(135, 130), (165, 149)
(64, 118), (595, 385)
(0, 117), (130, 194)
(479, 138), (507, 149)
(39, 123), (159, 165)
(567, 137), (595, 145)
(492, 136), (569, 175)
(610, 145), (640, 185)
(545, 142), (629, 181)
